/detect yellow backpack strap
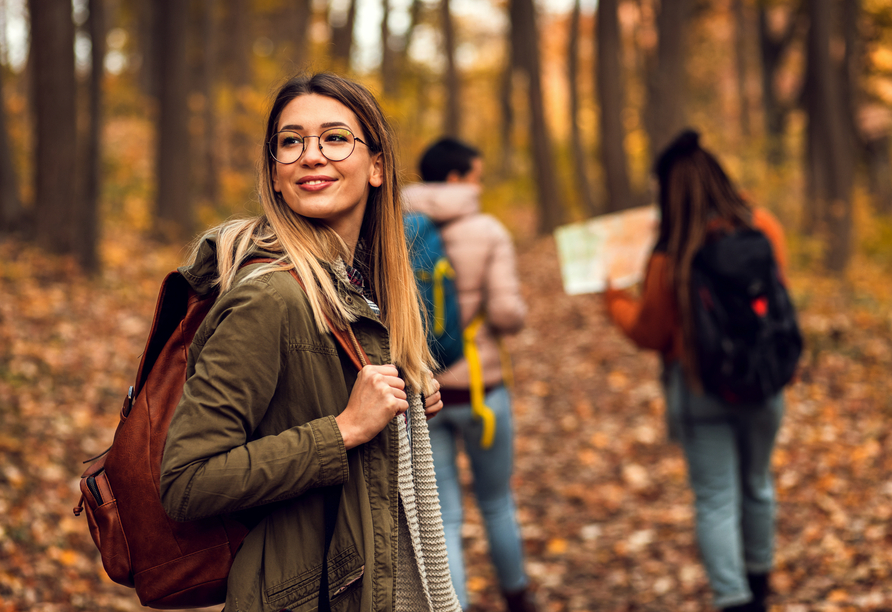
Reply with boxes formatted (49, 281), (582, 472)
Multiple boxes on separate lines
(432, 258), (456, 337)
(463, 313), (496, 449)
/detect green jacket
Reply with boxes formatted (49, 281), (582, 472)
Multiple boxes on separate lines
(160, 237), (402, 612)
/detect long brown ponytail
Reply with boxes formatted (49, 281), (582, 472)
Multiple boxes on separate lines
(654, 130), (753, 389)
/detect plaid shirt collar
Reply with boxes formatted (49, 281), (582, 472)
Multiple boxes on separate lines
(344, 263), (366, 295)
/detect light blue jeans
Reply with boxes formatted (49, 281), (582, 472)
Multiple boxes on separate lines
(428, 385), (528, 609)
(664, 362), (784, 608)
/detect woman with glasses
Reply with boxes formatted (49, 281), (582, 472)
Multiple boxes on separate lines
(160, 73), (462, 612)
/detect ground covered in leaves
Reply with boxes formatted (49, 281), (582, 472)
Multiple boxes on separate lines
(1, 225), (892, 611)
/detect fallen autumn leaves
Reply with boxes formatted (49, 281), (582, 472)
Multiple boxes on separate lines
(1, 227), (891, 611)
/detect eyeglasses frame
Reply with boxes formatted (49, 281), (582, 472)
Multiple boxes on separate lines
(268, 127), (371, 164)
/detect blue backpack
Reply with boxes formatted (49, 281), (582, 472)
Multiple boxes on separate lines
(404, 212), (464, 371)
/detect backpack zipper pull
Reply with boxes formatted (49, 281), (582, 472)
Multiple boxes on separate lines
(73, 493), (84, 517)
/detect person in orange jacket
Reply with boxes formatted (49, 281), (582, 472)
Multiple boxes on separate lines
(605, 130), (787, 612)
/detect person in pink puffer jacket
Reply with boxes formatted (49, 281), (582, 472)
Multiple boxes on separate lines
(403, 138), (535, 612)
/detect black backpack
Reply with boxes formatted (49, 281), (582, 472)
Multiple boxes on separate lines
(690, 227), (802, 403)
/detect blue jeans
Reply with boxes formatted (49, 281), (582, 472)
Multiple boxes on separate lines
(428, 385), (528, 609)
(665, 362), (784, 608)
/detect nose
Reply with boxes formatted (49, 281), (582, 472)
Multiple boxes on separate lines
(299, 135), (327, 165)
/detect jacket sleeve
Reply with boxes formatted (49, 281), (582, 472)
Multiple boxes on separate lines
(160, 279), (349, 522)
(752, 207), (789, 280)
(604, 254), (677, 353)
(482, 216), (526, 334)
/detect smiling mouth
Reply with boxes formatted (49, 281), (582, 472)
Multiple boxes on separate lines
(298, 177), (335, 186)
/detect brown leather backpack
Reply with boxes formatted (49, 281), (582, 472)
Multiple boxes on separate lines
(74, 264), (367, 608)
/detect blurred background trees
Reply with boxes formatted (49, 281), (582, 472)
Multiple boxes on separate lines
(0, 0), (890, 276)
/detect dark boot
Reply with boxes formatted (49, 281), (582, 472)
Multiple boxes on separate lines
(502, 586), (540, 612)
(747, 572), (770, 610)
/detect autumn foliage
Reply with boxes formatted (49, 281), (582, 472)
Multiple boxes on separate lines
(2, 204), (892, 610)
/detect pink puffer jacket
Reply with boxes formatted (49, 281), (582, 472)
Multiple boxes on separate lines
(402, 182), (526, 391)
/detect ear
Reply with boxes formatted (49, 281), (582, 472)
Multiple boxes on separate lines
(368, 152), (384, 188)
(445, 170), (462, 183)
(271, 164), (281, 193)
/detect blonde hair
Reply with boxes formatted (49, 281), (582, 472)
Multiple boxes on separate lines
(186, 73), (433, 392)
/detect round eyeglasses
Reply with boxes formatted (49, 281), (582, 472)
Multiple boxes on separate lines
(268, 127), (370, 164)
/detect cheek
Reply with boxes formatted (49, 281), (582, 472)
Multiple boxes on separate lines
(272, 165), (281, 192)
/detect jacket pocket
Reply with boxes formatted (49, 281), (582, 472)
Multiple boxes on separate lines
(265, 546), (363, 610)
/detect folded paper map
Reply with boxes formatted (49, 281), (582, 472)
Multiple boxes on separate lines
(554, 205), (659, 295)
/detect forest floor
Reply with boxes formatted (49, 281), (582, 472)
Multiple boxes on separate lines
(2, 213), (892, 612)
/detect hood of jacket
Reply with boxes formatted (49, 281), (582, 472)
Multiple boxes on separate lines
(402, 182), (482, 226)
(178, 234), (295, 298)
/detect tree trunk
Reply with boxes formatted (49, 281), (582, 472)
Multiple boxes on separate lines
(330, 0), (357, 72)
(644, 0), (690, 157)
(804, 0), (854, 273)
(567, 0), (597, 217)
(29, 0), (78, 254)
(863, 130), (892, 215)
(222, 0), (251, 87)
(198, 0), (219, 212)
(497, 61), (515, 179)
(154, 0), (193, 241)
(511, 0), (565, 233)
(380, 0), (398, 97)
(758, 5), (798, 166)
(441, 0), (460, 137)
(291, 0), (312, 70)
(0, 66), (22, 233)
(75, 0), (105, 272)
(733, 0), (751, 138)
(405, 0), (423, 51)
(136, 0), (157, 99)
(597, 0), (633, 213)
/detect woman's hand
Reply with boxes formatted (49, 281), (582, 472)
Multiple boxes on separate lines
(336, 364), (408, 450)
(423, 374), (443, 421)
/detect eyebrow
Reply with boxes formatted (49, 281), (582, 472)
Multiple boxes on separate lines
(278, 121), (353, 131)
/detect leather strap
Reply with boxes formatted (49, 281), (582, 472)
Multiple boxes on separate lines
(241, 258), (370, 370)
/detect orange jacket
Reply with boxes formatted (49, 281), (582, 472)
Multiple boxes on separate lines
(605, 207), (789, 363)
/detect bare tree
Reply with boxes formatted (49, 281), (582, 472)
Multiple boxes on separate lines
(497, 46), (517, 179)
(803, 0), (855, 272)
(0, 67), (22, 234)
(758, 3), (800, 165)
(733, 0), (752, 138)
(510, 0), (565, 233)
(381, 0), (398, 96)
(644, 0), (691, 157)
(292, 0), (313, 69)
(195, 0), (219, 213)
(29, 0), (78, 253)
(222, 0), (251, 88)
(331, 0), (357, 71)
(75, 0), (106, 271)
(154, 0), (193, 240)
(597, 0), (633, 212)
(567, 0), (597, 216)
(440, 0), (460, 136)
(136, 0), (157, 98)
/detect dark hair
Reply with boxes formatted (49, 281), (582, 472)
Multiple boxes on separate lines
(654, 129), (753, 389)
(418, 137), (481, 182)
